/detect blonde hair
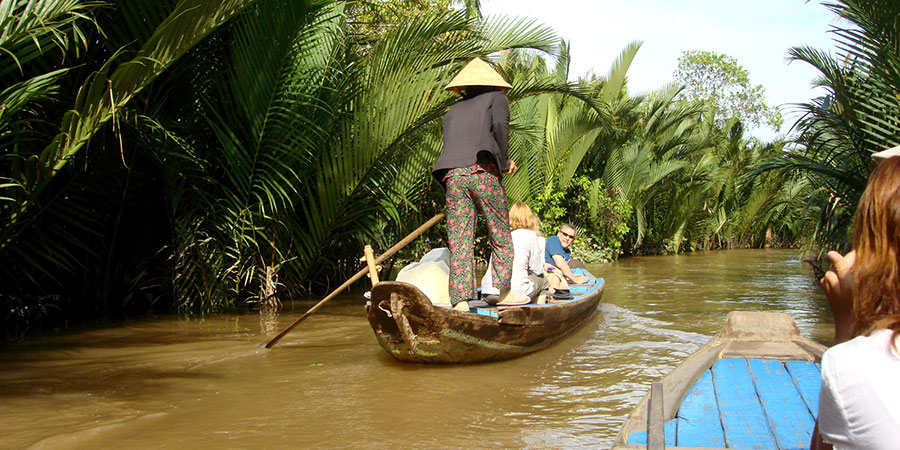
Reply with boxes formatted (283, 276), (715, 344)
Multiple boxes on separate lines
(509, 202), (535, 231)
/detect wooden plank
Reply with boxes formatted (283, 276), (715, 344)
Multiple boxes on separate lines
(625, 421), (676, 447)
(648, 382), (665, 450)
(712, 358), (777, 449)
(674, 369), (725, 448)
(748, 358), (816, 449)
(785, 360), (822, 417)
(497, 286), (602, 325)
(721, 340), (818, 361)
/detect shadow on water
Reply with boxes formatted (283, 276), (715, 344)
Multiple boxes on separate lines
(0, 249), (831, 449)
(0, 367), (218, 398)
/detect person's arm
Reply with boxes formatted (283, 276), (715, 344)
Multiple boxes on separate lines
(820, 250), (856, 344)
(551, 254), (588, 284)
(490, 93), (514, 175)
(810, 250), (855, 450)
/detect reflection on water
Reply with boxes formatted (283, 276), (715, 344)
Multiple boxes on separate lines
(258, 307), (280, 335)
(0, 249), (831, 449)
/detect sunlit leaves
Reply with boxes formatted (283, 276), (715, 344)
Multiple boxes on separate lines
(777, 0), (900, 251)
(674, 50), (782, 132)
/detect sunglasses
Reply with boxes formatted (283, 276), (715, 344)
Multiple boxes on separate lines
(559, 230), (575, 239)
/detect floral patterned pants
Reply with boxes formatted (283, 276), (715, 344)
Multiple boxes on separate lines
(445, 167), (513, 305)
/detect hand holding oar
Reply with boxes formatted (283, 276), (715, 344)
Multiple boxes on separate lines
(265, 212), (446, 348)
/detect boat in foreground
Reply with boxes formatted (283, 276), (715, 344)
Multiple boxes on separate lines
(612, 311), (827, 450)
(366, 277), (604, 364)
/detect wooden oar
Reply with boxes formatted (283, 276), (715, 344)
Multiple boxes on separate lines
(265, 211), (446, 349)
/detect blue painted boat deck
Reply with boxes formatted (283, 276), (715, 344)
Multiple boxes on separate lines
(628, 357), (821, 449)
(465, 272), (604, 318)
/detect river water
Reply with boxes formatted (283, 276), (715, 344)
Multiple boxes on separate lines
(0, 249), (832, 449)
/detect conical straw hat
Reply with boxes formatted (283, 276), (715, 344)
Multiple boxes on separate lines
(444, 58), (512, 91)
(873, 144), (900, 159)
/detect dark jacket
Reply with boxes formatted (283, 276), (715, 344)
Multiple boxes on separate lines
(432, 90), (510, 189)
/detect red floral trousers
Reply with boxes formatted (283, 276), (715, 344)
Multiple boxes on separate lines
(444, 165), (513, 305)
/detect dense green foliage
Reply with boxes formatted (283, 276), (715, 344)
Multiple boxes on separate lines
(0, 0), (884, 336)
(762, 0), (900, 254)
(0, 0), (569, 335)
(498, 47), (809, 262)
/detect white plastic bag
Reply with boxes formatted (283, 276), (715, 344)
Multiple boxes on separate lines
(396, 248), (451, 306)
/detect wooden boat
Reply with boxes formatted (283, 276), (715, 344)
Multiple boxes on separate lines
(366, 276), (605, 364)
(612, 311), (828, 450)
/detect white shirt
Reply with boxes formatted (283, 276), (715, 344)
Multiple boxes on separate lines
(537, 235), (546, 267)
(818, 328), (900, 449)
(482, 229), (544, 296)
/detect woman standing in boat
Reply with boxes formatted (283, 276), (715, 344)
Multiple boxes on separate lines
(813, 149), (900, 449)
(433, 58), (517, 312)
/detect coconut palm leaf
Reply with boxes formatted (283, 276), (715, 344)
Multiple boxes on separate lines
(0, 67), (68, 147)
(599, 40), (641, 103)
(0, 0), (262, 314)
(0, 0), (101, 76)
(37, 0), (260, 183)
(773, 0), (900, 249)
(100, 0), (180, 50)
(153, 6), (568, 305)
(292, 10), (561, 263)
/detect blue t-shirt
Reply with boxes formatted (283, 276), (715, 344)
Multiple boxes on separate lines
(544, 235), (571, 265)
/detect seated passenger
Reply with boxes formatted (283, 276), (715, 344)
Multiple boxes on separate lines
(544, 224), (590, 285)
(811, 151), (900, 449)
(481, 202), (549, 304)
(531, 214), (568, 302)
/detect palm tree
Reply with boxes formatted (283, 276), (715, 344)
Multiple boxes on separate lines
(1, 0), (263, 329)
(115, 4), (563, 312)
(770, 0), (900, 251)
(496, 44), (635, 259)
(1, 0), (566, 328)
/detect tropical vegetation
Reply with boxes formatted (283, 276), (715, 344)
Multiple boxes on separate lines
(0, 0), (890, 337)
(766, 0), (900, 254)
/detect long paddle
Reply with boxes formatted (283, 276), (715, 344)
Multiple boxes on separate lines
(265, 211), (446, 348)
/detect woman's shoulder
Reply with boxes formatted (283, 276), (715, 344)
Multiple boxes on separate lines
(511, 228), (538, 243)
(823, 329), (900, 373)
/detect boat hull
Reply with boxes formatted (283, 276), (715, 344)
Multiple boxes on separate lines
(612, 311), (828, 449)
(367, 279), (604, 364)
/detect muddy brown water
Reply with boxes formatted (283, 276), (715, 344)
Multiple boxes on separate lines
(0, 249), (832, 449)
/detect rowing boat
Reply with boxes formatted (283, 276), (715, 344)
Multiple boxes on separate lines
(612, 311), (827, 450)
(365, 276), (605, 364)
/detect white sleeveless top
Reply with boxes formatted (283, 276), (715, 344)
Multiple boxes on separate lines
(818, 328), (900, 449)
